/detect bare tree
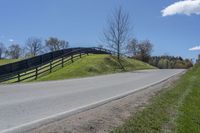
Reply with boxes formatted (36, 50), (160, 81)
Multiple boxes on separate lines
(0, 42), (5, 59)
(7, 44), (22, 59)
(126, 38), (138, 57)
(136, 40), (153, 62)
(59, 40), (69, 49)
(45, 37), (69, 52)
(103, 7), (130, 60)
(25, 37), (43, 57)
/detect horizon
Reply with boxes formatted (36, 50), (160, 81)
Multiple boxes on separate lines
(0, 0), (200, 60)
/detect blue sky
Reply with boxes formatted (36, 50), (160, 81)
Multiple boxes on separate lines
(0, 0), (200, 59)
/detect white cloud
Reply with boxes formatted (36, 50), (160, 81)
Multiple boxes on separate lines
(189, 45), (200, 51)
(9, 39), (14, 42)
(161, 0), (200, 17)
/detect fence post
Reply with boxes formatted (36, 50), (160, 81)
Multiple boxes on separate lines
(17, 73), (20, 82)
(80, 53), (82, 58)
(62, 57), (64, 67)
(51, 52), (54, 60)
(50, 62), (52, 73)
(40, 56), (43, 64)
(71, 55), (73, 63)
(26, 60), (29, 69)
(35, 67), (38, 80)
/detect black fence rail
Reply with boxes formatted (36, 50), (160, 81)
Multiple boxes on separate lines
(0, 47), (112, 83)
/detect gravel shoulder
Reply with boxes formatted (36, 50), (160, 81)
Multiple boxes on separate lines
(28, 72), (184, 133)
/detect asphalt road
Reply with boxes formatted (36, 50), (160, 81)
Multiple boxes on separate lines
(0, 69), (184, 133)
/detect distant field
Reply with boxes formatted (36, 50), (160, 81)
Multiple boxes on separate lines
(0, 59), (20, 66)
(113, 63), (200, 133)
(37, 54), (155, 81)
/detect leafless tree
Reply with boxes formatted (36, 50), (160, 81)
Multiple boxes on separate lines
(45, 37), (69, 52)
(136, 40), (153, 62)
(25, 37), (43, 57)
(126, 38), (138, 57)
(103, 7), (130, 60)
(45, 37), (60, 52)
(59, 40), (69, 49)
(7, 44), (22, 59)
(0, 42), (5, 59)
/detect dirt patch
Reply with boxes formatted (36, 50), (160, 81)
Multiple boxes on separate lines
(28, 73), (183, 133)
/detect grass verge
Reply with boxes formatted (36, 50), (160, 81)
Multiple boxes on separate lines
(112, 64), (200, 133)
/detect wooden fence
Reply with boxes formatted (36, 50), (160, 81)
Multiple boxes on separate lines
(0, 47), (112, 83)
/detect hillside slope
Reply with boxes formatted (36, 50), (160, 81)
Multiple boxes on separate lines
(0, 59), (19, 66)
(37, 54), (155, 81)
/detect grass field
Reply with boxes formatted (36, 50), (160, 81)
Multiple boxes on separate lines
(112, 64), (200, 133)
(0, 59), (19, 66)
(37, 54), (155, 81)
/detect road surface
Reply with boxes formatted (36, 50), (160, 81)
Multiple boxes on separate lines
(0, 69), (184, 133)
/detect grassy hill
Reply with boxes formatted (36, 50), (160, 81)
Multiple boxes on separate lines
(0, 59), (19, 66)
(37, 54), (155, 81)
(113, 63), (200, 133)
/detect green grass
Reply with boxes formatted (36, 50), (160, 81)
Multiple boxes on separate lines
(0, 59), (19, 66)
(112, 64), (200, 133)
(37, 54), (155, 81)
(177, 66), (200, 133)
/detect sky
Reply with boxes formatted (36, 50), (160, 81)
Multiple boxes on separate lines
(0, 0), (200, 60)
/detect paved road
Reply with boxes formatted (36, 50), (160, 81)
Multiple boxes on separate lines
(0, 69), (184, 133)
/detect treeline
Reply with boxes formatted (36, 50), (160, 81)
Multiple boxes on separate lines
(126, 38), (153, 62)
(148, 56), (193, 69)
(196, 54), (200, 63)
(126, 38), (193, 69)
(0, 37), (69, 59)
